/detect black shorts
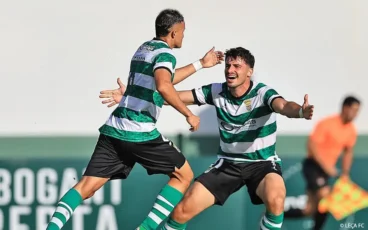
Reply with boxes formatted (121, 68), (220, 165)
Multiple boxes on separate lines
(302, 158), (329, 192)
(195, 159), (283, 205)
(83, 134), (186, 180)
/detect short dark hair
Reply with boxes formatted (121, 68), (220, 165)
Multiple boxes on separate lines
(342, 96), (360, 107)
(155, 9), (184, 37)
(225, 47), (255, 68)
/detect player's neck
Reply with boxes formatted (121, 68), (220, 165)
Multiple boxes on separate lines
(155, 37), (174, 49)
(229, 81), (251, 98)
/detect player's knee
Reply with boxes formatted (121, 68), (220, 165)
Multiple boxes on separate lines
(265, 189), (286, 215)
(175, 162), (194, 187)
(74, 184), (95, 200)
(171, 200), (194, 223)
(182, 170), (194, 187)
(85, 192), (95, 200)
(73, 177), (101, 200)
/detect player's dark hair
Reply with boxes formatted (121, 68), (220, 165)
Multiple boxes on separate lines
(342, 96), (360, 107)
(225, 47), (255, 68)
(155, 9), (184, 37)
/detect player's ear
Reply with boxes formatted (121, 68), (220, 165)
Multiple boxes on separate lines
(171, 30), (176, 39)
(247, 68), (253, 77)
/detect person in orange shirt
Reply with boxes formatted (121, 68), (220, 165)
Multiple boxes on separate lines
(284, 96), (361, 230)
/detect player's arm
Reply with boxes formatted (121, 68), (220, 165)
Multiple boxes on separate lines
(163, 90), (196, 105)
(155, 68), (194, 117)
(272, 98), (303, 118)
(99, 80), (204, 107)
(261, 86), (301, 118)
(172, 48), (224, 85)
(260, 86), (306, 118)
(99, 78), (126, 108)
(271, 95), (314, 119)
(172, 63), (201, 85)
(153, 68), (199, 131)
(163, 85), (213, 106)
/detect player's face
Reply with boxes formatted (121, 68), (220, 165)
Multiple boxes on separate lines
(224, 56), (253, 88)
(172, 22), (185, 48)
(343, 103), (360, 122)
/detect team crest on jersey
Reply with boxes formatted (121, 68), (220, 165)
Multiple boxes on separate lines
(243, 99), (252, 110)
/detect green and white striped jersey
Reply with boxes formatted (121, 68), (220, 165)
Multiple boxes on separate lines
(99, 39), (176, 142)
(193, 81), (283, 162)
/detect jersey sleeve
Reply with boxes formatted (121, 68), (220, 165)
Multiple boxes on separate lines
(261, 86), (283, 111)
(153, 52), (176, 75)
(191, 84), (214, 106)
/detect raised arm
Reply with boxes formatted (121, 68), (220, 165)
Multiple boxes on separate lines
(172, 47), (224, 85)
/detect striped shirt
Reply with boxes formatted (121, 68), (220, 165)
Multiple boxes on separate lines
(99, 39), (176, 142)
(192, 81), (283, 162)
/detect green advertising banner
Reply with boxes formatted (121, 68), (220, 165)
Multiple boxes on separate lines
(0, 157), (367, 230)
(0, 158), (245, 230)
(0, 159), (125, 230)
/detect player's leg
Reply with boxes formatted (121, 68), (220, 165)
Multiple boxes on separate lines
(163, 182), (215, 230)
(46, 134), (134, 230)
(245, 161), (284, 230)
(142, 159), (194, 229)
(47, 176), (109, 230)
(256, 173), (285, 230)
(163, 159), (244, 230)
(120, 136), (193, 230)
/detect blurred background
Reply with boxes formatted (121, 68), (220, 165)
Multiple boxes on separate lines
(1, 0), (367, 229)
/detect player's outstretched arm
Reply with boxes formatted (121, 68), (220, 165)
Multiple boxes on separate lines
(271, 94), (314, 119)
(172, 47), (224, 85)
(98, 78), (197, 107)
(163, 91), (196, 105)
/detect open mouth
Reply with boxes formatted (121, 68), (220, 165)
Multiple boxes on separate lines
(226, 75), (237, 80)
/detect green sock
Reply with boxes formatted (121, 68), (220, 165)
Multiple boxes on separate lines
(46, 188), (83, 230)
(139, 184), (183, 230)
(260, 211), (284, 230)
(162, 218), (187, 230)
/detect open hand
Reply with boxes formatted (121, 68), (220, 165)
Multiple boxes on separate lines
(99, 78), (126, 107)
